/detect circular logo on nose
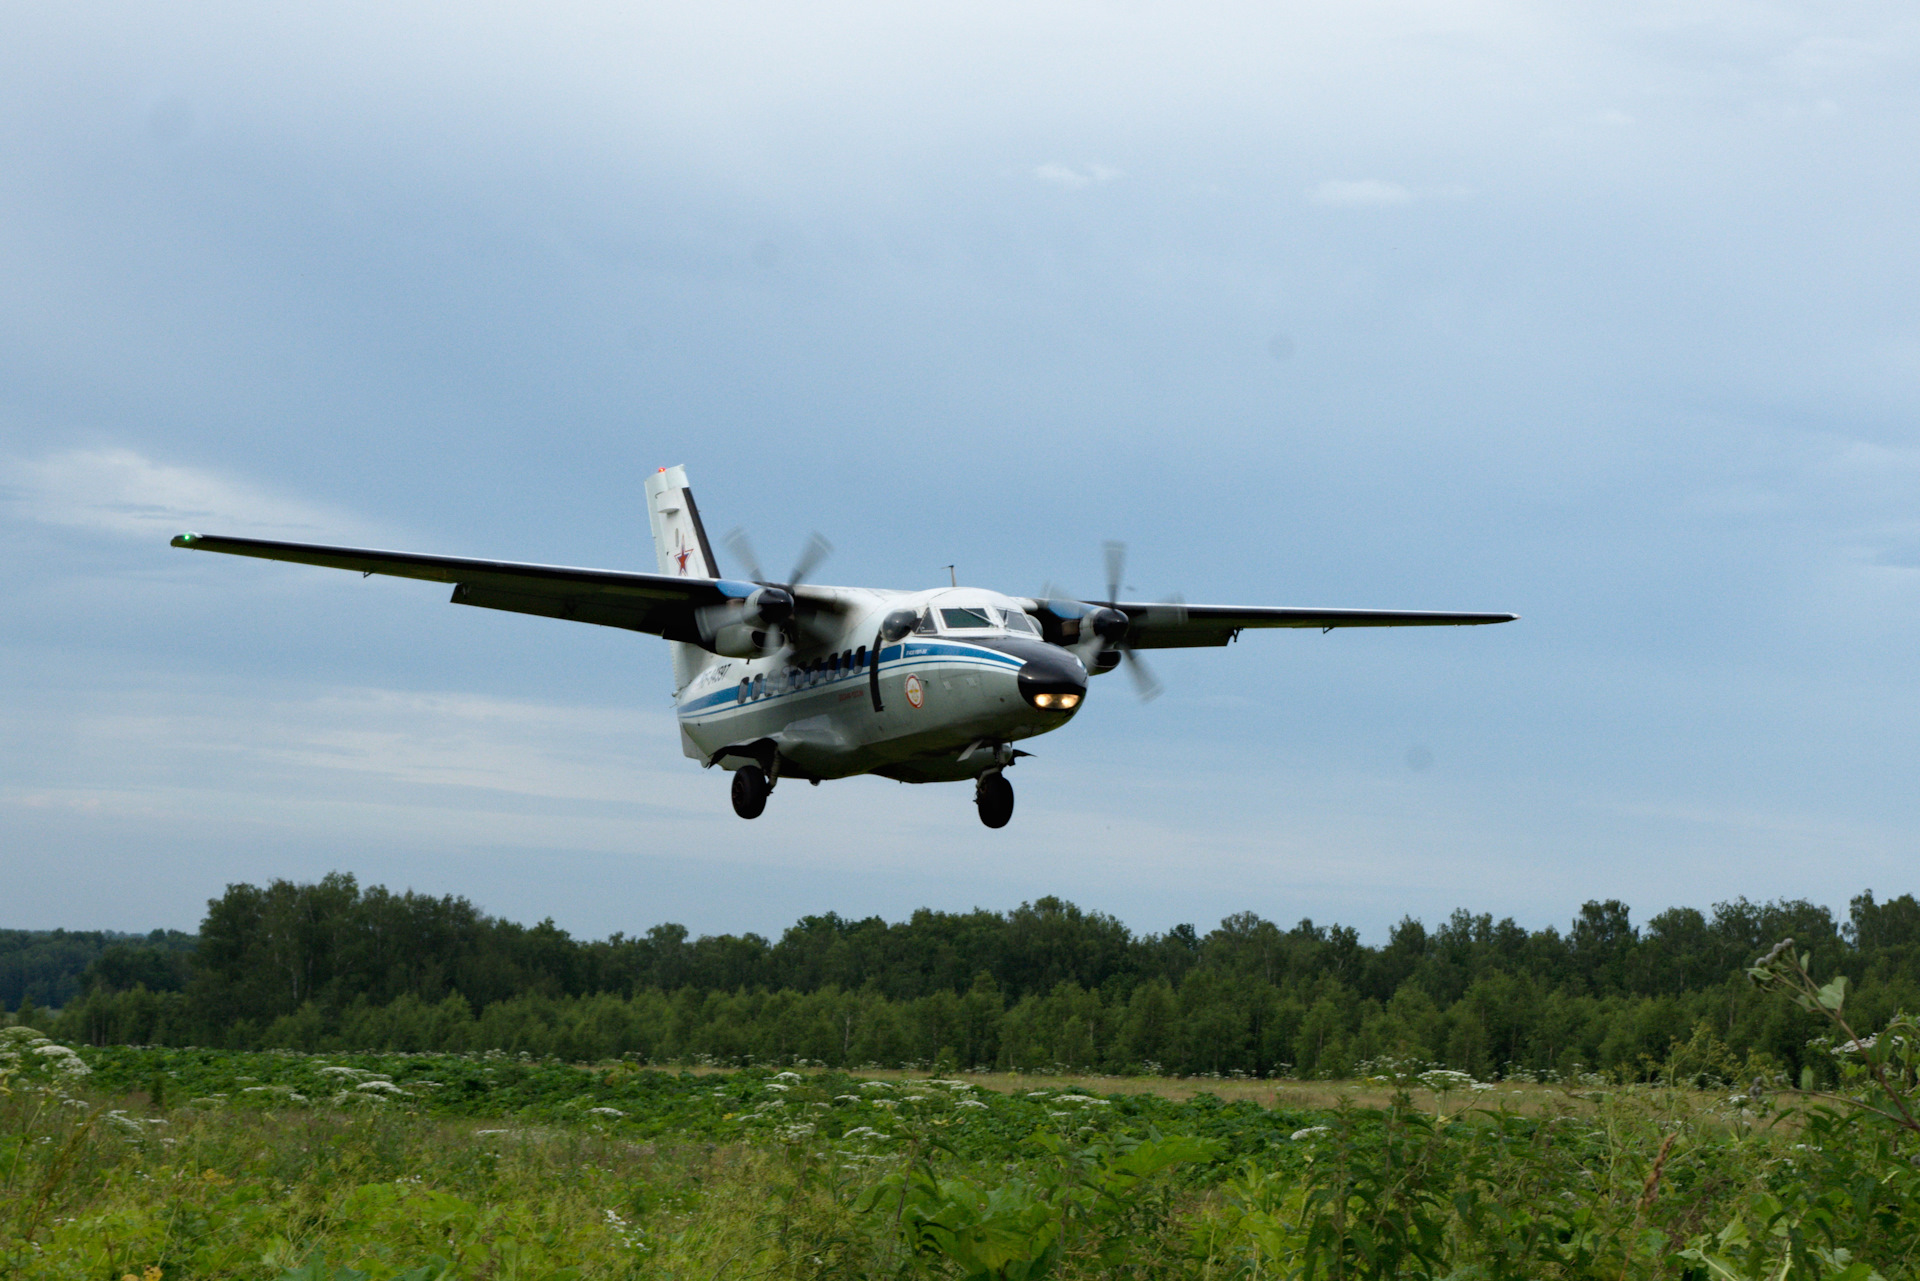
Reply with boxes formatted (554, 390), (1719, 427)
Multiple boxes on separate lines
(904, 674), (925, 709)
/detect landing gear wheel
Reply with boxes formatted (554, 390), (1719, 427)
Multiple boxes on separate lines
(731, 766), (770, 819)
(976, 772), (1014, 829)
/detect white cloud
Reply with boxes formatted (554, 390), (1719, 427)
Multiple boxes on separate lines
(1033, 162), (1122, 190)
(1308, 178), (1413, 208)
(0, 448), (385, 542)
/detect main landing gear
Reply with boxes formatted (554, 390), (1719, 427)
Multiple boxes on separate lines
(731, 766), (770, 819)
(975, 771), (1014, 829)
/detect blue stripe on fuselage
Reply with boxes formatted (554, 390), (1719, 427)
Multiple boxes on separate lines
(676, 640), (1023, 719)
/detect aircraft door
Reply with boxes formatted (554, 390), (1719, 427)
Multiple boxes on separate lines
(869, 608), (919, 712)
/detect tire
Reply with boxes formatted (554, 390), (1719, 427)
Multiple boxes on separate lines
(976, 773), (1014, 829)
(731, 766), (769, 819)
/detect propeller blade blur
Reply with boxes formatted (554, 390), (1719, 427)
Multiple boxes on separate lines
(788, 532), (833, 586)
(1121, 643), (1163, 702)
(723, 528), (766, 583)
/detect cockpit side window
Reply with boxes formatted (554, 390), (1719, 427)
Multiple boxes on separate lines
(940, 607), (994, 629)
(913, 610), (939, 635)
(1000, 609), (1041, 635)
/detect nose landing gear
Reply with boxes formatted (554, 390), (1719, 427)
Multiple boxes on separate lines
(975, 770), (1014, 829)
(731, 766), (770, 819)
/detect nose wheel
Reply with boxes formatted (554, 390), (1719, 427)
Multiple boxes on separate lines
(731, 766), (770, 819)
(975, 771), (1014, 828)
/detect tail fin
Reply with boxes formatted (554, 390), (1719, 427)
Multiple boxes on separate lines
(645, 466), (722, 698)
(645, 465), (721, 579)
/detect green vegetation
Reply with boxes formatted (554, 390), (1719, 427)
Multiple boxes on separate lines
(0, 928), (194, 1010)
(4, 938), (1918, 1279)
(40, 876), (1920, 1084)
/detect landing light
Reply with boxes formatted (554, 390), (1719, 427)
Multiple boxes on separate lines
(1032, 693), (1081, 710)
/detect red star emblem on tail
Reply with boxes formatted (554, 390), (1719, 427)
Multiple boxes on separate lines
(673, 535), (693, 574)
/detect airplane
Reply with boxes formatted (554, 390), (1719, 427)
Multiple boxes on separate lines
(170, 465), (1515, 827)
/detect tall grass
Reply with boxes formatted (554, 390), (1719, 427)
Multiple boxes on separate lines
(6, 944), (1920, 1281)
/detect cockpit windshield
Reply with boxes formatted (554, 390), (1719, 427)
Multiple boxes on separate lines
(916, 603), (1044, 635)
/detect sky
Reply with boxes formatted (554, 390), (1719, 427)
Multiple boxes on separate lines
(3, 1), (1917, 945)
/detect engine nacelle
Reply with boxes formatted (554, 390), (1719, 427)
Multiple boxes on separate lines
(698, 585), (795, 656)
(709, 622), (776, 658)
(740, 586), (794, 630)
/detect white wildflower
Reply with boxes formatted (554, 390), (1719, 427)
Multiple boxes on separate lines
(1291, 1126), (1331, 1141)
(587, 1107), (627, 1118)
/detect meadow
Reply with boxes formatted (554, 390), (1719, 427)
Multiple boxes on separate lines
(5, 942), (1918, 1281)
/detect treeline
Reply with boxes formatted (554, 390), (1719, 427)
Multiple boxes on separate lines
(0, 928), (195, 1009)
(30, 874), (1920, 1081)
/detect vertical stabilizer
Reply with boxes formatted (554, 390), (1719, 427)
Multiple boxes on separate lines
(645, 465), (721, 579)
(644, 466), (722, 695)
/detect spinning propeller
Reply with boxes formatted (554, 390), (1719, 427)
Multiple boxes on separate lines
(693, 528), (834, 658)
(725, 528), (833, 596)
(1037, 541), (1185, 702)
(721, 527), (834, 657)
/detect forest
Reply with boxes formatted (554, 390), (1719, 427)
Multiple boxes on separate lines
(19, 873), (1920, 1081)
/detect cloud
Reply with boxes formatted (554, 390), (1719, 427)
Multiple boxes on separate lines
(1033, 162), (1122, 190)
(0, 448), (385, 542)
(1308, 179), (1414, 208)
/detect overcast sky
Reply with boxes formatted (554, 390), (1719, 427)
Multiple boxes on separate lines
(3, 1), (1916, 944)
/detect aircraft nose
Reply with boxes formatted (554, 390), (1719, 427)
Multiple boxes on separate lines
(1018, 648), (1088, 711)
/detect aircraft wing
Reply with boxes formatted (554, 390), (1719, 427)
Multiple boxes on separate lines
(1113, 602), (1518, 649)
(169, 532), (744, 641)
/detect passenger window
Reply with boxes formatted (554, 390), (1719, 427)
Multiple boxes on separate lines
(737, 678), (749, 704)
(854, 645), (867, 670)
(752, 675), (764, 699)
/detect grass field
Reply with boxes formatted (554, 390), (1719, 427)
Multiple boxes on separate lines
(6, 1023), (1920, 1281)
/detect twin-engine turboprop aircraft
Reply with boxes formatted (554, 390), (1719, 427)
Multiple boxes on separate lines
(171, 465), (1515, 827)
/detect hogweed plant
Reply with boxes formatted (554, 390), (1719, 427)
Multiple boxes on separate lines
(1746, 938), (1920, 1135)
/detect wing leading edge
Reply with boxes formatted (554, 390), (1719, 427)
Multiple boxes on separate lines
(169, 532), (740, 641)
(1116, 603), (1518, 649)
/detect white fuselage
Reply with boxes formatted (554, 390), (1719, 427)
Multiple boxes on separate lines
(675, 587), (1086, 783)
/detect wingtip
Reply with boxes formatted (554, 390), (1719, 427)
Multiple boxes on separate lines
(171, 532), (201, 548)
